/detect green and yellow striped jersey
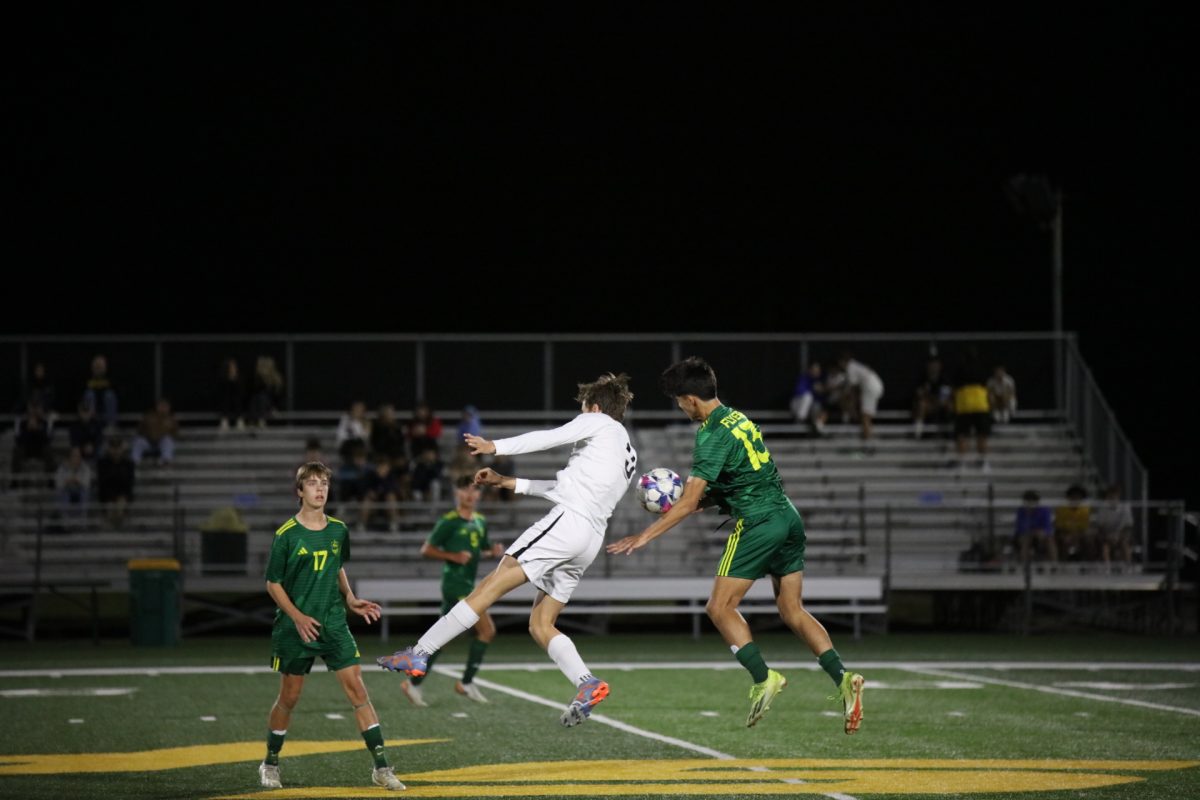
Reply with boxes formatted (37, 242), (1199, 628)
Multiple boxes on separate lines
(691, 405), (789, 519)
(265, 515), (351, 624)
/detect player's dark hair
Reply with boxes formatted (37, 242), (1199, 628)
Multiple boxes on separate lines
(660, 356), (718, 401)
(295, 461), (333, 492)
(455, 474), (476, 489)
(576, 372), (634, 422)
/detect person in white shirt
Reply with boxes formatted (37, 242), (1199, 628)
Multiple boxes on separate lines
(378, 373), (637, 728)
(836, 353), (885, 441)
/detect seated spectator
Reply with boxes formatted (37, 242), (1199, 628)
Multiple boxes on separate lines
(217, 358), (246, 432)
(790, 362), (829, 436)
(1054, 484), (1092, 562)
(835, 352), (884, 441)
(1013, 489), (1057, 566)
(406, 401), (443, 460)
(69, 399), (105, 462)
(19, 361), (57, 426)
(911, 354), (953, 440)
(55, 446), (92, 526)
(334, 444), (370, 510)
(1090, 483), (1134, 571)
(369, 403), (406, 462)
(247, 355), (284, 428)
(456, 404), (483, 439)
(360, 453), (405, 533)
(952, 347), (992, 471)
(336, 400), (371, 461)
(446, 441), (480, 486)
(131, 398), (179, 467)
(81, 354), (118, 431)
(11, 403), (54, 486)
(988, 365), (1018, 424)
(302, 437), (324, 466)
(410, 446), (445, 503)
(96, 435), (135, 529)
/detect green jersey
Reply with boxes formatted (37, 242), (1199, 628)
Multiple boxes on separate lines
(427, 510), (490, 598)
(265, 515), (351, 626)
(691, 405), (789, 519)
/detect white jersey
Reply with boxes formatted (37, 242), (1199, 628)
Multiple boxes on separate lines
(845, 359), (884, 392)
(495, 412), (637, 535)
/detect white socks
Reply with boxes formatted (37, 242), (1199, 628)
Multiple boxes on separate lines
(416, 601), (480, 655)
(547, 634), (592, 687)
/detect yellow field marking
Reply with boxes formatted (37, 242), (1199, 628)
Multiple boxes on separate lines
(0, 739), (446, 776)
(211, 758), (1200, 798)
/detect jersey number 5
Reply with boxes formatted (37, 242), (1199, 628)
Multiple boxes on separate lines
(730, 420), (771, 471)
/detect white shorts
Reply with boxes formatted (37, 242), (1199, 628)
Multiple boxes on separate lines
(860, 380), (884, 416)
(506, 506), (602, 604)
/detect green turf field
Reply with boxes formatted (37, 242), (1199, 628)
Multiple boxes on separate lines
(2, 632), (1198, 799)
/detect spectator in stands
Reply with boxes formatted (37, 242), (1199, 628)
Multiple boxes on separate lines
(1013, 489), (1057, 567)
(131, 397), (179, 468)
(334, 443), (370, 511)
(911, 353), (953, 440)
(409, 446), (445, 504)
(1054, 484), (1092, 562)
(988, 365), (1018, 424)
(336, 400), (371, 462)
(69, 398), (106, 462)
(302, 437), (324, 465)
(790, 361), (829, 436)
(406, 401), (443, 460)
(369, 403), (406, 463)
(19, 361), (57, 424)
(951, 347), (992, 471)
(11, 403), (55, 486)
(360, 452), (404, 533)
(1090, 482), (1134, 571)
(447, 442), (481, 487)
(835, 352), (884, 442)
(247, 355), (284, 428)
(456, 404), (483, 439)
(82, 354), (119, 431)
(217, 357), (246, 432)
(55, 446), (92, 525)
(96, 435), (135, 529)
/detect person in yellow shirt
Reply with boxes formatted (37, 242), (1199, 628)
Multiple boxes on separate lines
(1054, 484), (1092, 562)
(952, 348), (992, 471)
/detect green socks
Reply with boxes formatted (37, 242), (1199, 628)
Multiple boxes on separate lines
(734, 642), (770, 683)
(818, 648), (846, 687)
(462, 640), (488, 684)
(362, 724), (388, 768)
(264, 729), (286, 766)
(411, 650), (439, 686)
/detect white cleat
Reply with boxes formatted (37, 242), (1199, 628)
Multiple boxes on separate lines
(372, 766), (406, 790)
(401, 680), (428, 707)
(455, 680), (489, 703)
(258, 762), (282, 789)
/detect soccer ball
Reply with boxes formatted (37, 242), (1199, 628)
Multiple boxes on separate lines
(636, 468), (683, 514)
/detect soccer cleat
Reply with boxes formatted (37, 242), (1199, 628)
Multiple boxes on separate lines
(376, 646), (429, 677)
(835, 672), (866, 734)
(372, 766), (406, 790)
(258, 762), (282, 789)
(456, 680), (488, 703)
(560, 677), (610, 727)
(746, 669), (787, 728)
(401, 680), (428, 707)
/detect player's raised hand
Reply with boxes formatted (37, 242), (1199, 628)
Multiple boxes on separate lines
(607, 533), (650, 556)
(473, 467), (502, 486)
(348, 597), (382, 624)
(464, 433), (495, 455)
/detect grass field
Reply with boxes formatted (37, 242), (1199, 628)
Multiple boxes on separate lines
(2, 631), (1198, 799)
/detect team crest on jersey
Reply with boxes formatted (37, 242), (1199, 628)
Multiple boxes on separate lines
(331, 541), (340, 554)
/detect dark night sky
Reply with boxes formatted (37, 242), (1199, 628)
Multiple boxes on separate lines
(11, 5), (1196, 505)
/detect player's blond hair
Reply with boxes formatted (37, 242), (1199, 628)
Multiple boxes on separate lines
(295, 461), (333, 492)
(576, 372), (634, 422)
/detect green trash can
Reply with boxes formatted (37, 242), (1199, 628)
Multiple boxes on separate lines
(128, 558), (181, 646)
(200, 507), (249, 575)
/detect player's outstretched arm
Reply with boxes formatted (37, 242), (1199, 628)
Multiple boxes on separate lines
(339, 568), (381, 623)
(607, 477), (708, 555)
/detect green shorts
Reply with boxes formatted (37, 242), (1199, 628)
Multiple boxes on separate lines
(270, 618), (361, 675)
(440, 585), (472, 615)
(715, 505), (806, 580)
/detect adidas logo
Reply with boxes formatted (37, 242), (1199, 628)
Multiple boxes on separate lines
(297, 546), (309, 555)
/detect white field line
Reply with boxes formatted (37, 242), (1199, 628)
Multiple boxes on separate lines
(901, 666), (1200, 718)
(3, 660), (1198, 678)
(449, 666), (859, 800)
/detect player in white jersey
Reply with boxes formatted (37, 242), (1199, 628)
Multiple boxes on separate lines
(378, 373), (637, 727)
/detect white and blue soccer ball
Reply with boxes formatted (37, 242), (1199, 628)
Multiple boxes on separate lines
(636, 467), (683, 514)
